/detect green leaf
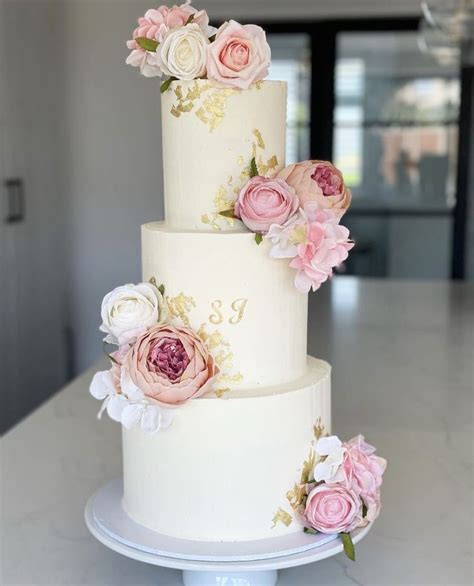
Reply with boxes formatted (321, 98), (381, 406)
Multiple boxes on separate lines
(340, 532), (355, 562)
(255, 233), (263, 245)
(158, 284), (165, 296)
(185, 14), (195, 24)
(135, 36), (159, 52)
(209, 34), (216, 42)
(160, 77), (176, 93)
(303, 527), (318, 535)
(219, 208), (237, 219)
(362, 503), (368, 518)
(249, 157), (259, 178)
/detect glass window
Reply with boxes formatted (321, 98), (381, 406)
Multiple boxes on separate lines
(334, 31), (461, 279)
(334, 32), (460, 210)
(267, 34), (311, 164)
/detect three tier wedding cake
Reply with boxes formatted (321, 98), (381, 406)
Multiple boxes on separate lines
(90, 1), (386, 561)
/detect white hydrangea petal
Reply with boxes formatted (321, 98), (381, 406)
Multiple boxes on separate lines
(315, 435), (342, 456)
(269, 240), (298, 259)
(120, 367), (145, 402)
(90, 370), (114, 400)
(314, 460), (333, 482)
(121, 403), (145, 430)
(159, 407), (175, 430)
(107, 394), (127, 422)
(102, 333), (119, 345)
(97, 398), (108, 420)
(140, 405), (162, 434)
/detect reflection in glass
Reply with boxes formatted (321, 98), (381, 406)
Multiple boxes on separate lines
(267, 34), (311, 164)
(334, 32), (460, 210)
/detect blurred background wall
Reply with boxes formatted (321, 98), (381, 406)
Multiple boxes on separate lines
(1, 0), (472, 432)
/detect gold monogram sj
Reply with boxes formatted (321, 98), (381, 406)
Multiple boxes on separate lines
(209, 298), (248, 325)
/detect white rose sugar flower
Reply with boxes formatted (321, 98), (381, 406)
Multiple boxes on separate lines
(100, 282), (166, 346)
(156, 23), (208, 81)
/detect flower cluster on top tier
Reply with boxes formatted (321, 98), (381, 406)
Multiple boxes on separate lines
(90, 281), (219, 434)
(286, 433), (386, 561)
(221, 158), (354, 293)
(126, 1), (271, 91)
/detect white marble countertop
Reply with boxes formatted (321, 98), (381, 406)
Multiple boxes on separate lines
(2, 278), (473, 585)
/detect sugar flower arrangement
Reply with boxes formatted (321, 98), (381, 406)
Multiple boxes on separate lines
(285, 433), (386, 561)
(90, 280), (219, 434)
(221, 157), (354, 293)
(126, 1), (271, 91)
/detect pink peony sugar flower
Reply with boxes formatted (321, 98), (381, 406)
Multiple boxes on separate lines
(126, 1), (215, 77)
(278, 160), (351, 217)
(304, 484), (362, 534)
(207, 20), (271, 89)
(339, 435), (387, 524)
(267, 204), (354, 293)
(235, 176), (299, 234)
(122, 324), (218, 407)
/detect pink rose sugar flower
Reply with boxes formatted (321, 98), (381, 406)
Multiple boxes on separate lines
(235, 176), (299, 234)
(126, 2), (214, 77)
(340, 435), (387, 524)
(123, 324), (218, 407)
(278, 160), (352, 217)
(207, 20), (271, 89)
(304, 484), (362, 534)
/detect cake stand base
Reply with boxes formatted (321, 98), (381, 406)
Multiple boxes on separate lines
(182, 569), (278, 586)
(85, 479), (372, 586)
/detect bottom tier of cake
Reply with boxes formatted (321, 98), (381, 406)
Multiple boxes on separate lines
(122, 357), (331, 542)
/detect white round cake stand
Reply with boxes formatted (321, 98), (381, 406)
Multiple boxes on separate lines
(85, 479), (372, 586)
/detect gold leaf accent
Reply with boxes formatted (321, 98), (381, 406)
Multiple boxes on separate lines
(201, 130), (278, 230)
(254, 80), (263, 90)
(301, 448), (316, 484)
(285, 448), (316, 515)
(196, 106), (208, 125)
(257, 155), (279, 176)
(272, 508), (293, 528)
(278, 419), (329, 527)
(313, 417), (326, 440)
(197, 323), (244, 393)
(217, 372), (244, 385)
(176, 101), (194, 113)
(214, 387), (230, 398)
(166, 293), (196, 327)
(170, 81), (239, 132)
(202, 185), (237, 230)
(253, 128), (266, 149)
(286, 483), (308, 513)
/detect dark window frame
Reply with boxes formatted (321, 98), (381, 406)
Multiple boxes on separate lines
(251, 17), (470, 280)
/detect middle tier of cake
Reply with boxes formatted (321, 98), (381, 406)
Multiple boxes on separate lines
(142, 222), (308, 390)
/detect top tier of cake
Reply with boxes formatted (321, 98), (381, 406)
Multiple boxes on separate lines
(161, 80), (287, 231)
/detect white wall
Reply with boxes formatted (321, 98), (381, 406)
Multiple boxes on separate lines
(1, 0), (69, 430)
(59, 1), (166, 372)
